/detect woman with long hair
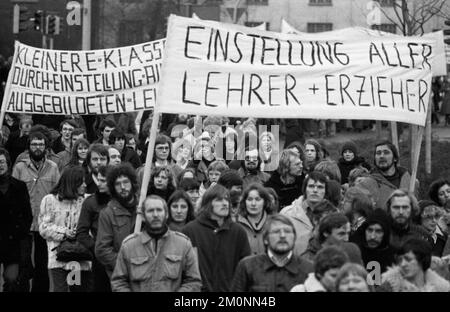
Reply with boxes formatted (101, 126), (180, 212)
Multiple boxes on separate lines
(146, 165), (176, 202)
(67, 138), (90, 168)
(236, 183), (274, 255)
(38, 166), (91, 292)
(167, 190), (196, 232)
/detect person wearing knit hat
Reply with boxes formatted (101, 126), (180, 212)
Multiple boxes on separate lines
(337, 141), (371, 185)
(350, 209), (395, 273)
(416, 200), (447, 257)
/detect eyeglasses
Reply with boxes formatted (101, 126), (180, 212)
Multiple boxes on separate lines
(245, 156), (258, 161)
(156, 146), (169, 151)
(30, 143), (45, 148)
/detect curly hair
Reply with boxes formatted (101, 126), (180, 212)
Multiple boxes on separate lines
(428, 178), (450, 206)
(107, 163), (139, 200)
(68, 138), (90, 166)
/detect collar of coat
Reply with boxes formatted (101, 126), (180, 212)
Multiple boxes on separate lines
(139, 229), (171, 244)
(197, 212), (232, 231)
(236, 212), (267, 232)
(303, 273), (327, 292)
(262, 253), (301, 275)
(381, 266), (450, 292)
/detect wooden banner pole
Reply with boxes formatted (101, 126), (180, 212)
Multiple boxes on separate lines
(134, 108), (161, 233)
(409, 125), (424, 194)
(391, 121), (399, 154)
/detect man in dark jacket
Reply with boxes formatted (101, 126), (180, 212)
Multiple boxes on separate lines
(76, 165), (111, 291)
(51, 119), (78, 154)
(0, 148), (32, 292)
(182, 184), (251, 292)
(386, 189), (433, 250)
(231, 214), (313, 292)
(5, 117), (33, 164)
(350, 209), (395, 273)
(95, 163), (139, 278)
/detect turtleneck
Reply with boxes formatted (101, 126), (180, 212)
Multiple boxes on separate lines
(144, 223), (169, 251)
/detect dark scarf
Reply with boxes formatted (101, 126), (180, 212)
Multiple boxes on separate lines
(116, 194), (138, 212)
(95, 191), (111, 206)
(144, 223), (169, 250)
(0, 174), (10, 195)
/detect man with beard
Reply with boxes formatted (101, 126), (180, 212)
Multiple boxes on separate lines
(350, 209), (396, 273)
(237, 148), (270, 189)
(95, 163), (140, 279)
(76, 165), (112, 291)
(0, 148), (32, 292)
(217, 169), (244, 222)
(111, 195), (202, 292)
(232, 214), (313, 292)
(84, 144), (109, 195)
(12, 132), (60, 292)
(370, 141), (419, 209)
(386, 189), (432, 250)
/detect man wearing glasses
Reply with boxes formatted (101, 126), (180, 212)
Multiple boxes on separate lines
(12, 132), (60, 292)
(231, 214), (313, 292)
(51, 119), (78, 154)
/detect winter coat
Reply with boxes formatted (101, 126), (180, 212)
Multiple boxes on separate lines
(379, 266), (450, 292)
(370, 166), (419, 210)
(5, 131), (28, 164)
(237, 167), (270, 189)
(76, 192), (110, 254)
(301, 235), (363, 265)
(236, 213), (268, 256)
(12, 157), (60, 231)
(390, 222), (433, 251)
(38, 194), (90, 270)
(0, 176), (32, 264)
(95, 198), (138, 277)
(338, 156), (371, 185)
(231, 253), (313, 292)
(265, 172), (305, 210)
(111, 230), (202, 292)
(350, 209), (396, 273)
(280, 196), (314, 256)
(290, 272), (327, 292)
(182, 213), (251, 292)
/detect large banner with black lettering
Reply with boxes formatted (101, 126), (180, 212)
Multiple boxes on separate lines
(158, 15), (437, 126)
(2, 39), (165, 115)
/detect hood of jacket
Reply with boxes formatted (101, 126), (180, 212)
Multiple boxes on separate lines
(197, 210), (232, 232)
(354, 209), (391, 250)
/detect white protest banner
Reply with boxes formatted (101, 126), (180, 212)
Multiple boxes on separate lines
(2, 39), (165, 116)
(157, 15), (436, 126)
(281, 19), (446, 76)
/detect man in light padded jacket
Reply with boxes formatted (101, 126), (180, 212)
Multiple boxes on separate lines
(111, 195), (201, 292)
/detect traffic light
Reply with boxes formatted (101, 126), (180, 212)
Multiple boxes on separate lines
(31, 10), (44, 32)
(46, 14), (55, 35)
(445, 20), (450, 45)
(12, 4), (30, 34)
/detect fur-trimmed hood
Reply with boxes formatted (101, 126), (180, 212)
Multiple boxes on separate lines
(381, 266), (450, 292)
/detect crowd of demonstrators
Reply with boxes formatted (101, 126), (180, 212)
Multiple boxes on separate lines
(2, 111), (450, 293)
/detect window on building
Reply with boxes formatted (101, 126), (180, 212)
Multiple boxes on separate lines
(309, 0), (332, 6)
(307, 23), (333, 33)
(374, 0), (395, 7)
(372, 23), (397, 34)
(247, 0), (268, 5)
(118, 20), (144, 46)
